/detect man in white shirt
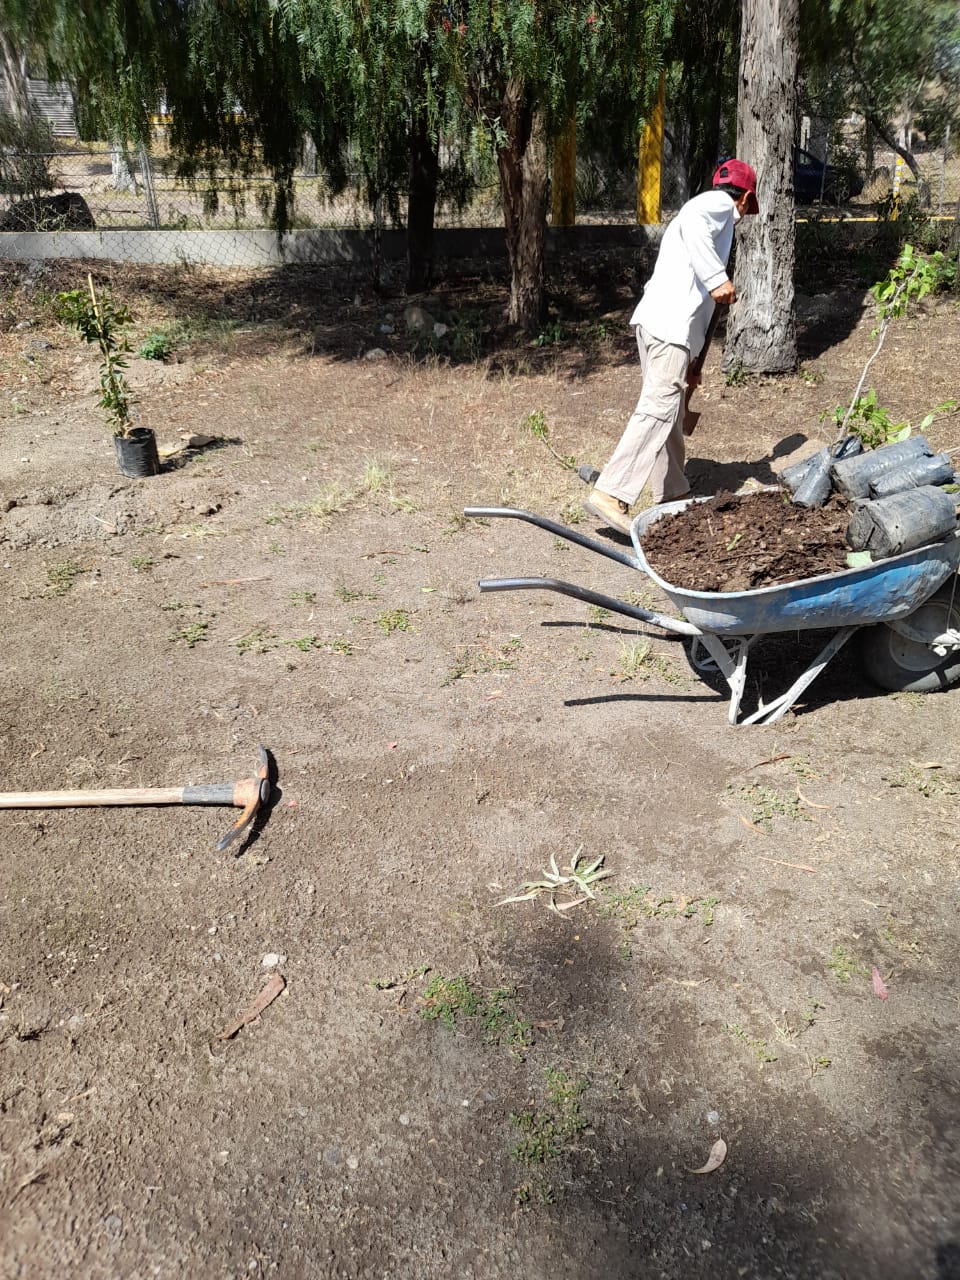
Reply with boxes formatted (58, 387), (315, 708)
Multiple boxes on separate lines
(584, 158), (760, 536)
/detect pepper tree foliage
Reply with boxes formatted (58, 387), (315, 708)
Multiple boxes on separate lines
(8, 0), (673, 323)
(799, 0), (960, 202)
(274, 0), (675, 321)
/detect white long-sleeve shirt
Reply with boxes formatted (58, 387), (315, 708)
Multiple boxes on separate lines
(630, 189), (739, 356)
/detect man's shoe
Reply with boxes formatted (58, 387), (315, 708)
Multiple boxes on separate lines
(583, 488), (633, 536)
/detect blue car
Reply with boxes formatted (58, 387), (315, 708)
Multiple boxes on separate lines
(794, 147), (864, 205)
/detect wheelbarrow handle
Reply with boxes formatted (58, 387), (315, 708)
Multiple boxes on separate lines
(478, 576), (701, 637)
(464, 507), (640, 569)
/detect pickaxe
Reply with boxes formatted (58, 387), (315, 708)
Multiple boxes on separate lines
(0, 745), (270, 852)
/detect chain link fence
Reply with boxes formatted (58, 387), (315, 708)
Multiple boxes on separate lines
(1, 129), (958, 268)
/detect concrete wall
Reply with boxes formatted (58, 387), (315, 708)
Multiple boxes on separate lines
(0, 224), (663, 269)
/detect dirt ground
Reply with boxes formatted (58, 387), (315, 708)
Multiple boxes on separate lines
(2, 246), (960, 1280)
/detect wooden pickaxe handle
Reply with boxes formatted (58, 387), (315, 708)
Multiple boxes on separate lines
(0, 745), (271, 852)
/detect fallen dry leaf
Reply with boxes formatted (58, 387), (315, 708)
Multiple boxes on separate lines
(796, 787), (832, 810)
(218, 971), (286, 1041)
(690, 1138), (727, 1174)
(871, 966), (889, 1002)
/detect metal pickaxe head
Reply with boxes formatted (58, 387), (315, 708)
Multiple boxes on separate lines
(213, 745), (270, 851)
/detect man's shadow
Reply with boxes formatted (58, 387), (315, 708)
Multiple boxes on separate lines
(687, 430), (809, 494)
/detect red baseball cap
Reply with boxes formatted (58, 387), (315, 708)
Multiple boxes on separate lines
(712, 159), (759, 214)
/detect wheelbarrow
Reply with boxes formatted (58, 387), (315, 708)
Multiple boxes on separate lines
(464, 500), (960, 726)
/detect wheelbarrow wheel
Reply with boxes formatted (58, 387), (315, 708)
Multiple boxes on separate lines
(682, 636), (732, 695)
(859, 580), (960, 693)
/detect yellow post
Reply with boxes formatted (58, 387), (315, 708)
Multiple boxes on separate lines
(637, 72), (666, 225)
(552, 117), (577, 227)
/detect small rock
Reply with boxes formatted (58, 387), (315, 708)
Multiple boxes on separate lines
(363, 347), (387, 361)
(706, 1110), (720, 1126)
(261, 953), (285, 969)
(378, 322), (395, 335)
(433, 322), (448, 339)
(398, 1114), (410, 1126)
(345, 1154), (359, 1171)
(403, 305), (433, 334)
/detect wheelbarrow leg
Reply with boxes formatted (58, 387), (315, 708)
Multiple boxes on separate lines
(741, 626), (860, 726)
(689, 634), (756, 725)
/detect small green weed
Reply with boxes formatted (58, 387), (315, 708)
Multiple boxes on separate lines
(727, 1023), (778, 1065)
(886, 763), (958, 797)
(130, 555), (155, 572)
(45, 561), (86, 597)
(598, 886), (719, 927)
(511, 1068), (589, 1169)
(587, 605), (610, 626)
(534, 319), (564, 347)
(724, 361), (748, 387)
(335, 583), (377, 603)
(418, 975), (532, 1056)
(289, 590), (317, 606)
(374, 608), (412, 635)
(726, 781), (810, 832)
(283, 634), (322, 653)
(362, 456), (393, 493)
(369, 964), (430, 991)
(170, 618), (210, 648)
(138, 330), (173, 361)
(310, 482), (353, 520)
(826, 945), (869, 984)
(326, 638), (354, 655)
(444, 636), (521, 683)
(614, 640), (684, 686)
(234, 627), (278, 655)
(389, 493), (418, 514)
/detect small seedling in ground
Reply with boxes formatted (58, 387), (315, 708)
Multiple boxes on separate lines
(727, 1022), (778, 1066)
(500, 847), (612, 915)
(519, 408), (576, 470)
(283, 635), (322, 653)
(587, 605), (611, 626)
(289, 590), (316, 606)
(130, 556), (155, 572)
(374, 608), (412, 635)
(326, 638), (353, 655)
(45, 561), (86, 597)
(826, 945), (869, 984)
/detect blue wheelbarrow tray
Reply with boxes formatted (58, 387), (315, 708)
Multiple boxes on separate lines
(466, 500), (960, 727)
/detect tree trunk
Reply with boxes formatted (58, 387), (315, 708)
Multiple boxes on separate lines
(0, 31), (31, 120)
(497, 79), (548, 330)
(406, 107), (439, 293)
(722, 0), (799, 375)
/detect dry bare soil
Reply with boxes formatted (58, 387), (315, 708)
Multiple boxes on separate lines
(2, 248), (960, 1280)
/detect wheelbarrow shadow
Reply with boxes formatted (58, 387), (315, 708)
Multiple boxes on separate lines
(559, 625), (890, 721)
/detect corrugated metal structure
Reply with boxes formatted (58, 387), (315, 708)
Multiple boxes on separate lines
(0, 76), (77, 135)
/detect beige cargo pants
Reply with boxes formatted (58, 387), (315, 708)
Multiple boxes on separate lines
(596, 326), (691, 507)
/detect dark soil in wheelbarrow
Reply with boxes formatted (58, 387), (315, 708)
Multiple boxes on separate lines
(640, 489), (853, 592)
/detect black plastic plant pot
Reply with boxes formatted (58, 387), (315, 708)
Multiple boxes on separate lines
(114, 427), (160, 478)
